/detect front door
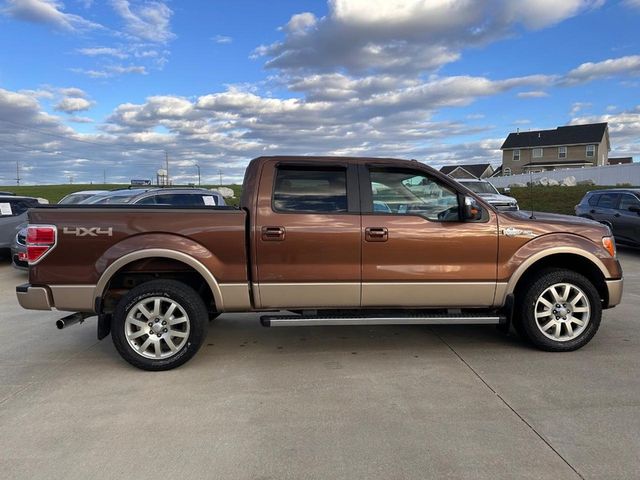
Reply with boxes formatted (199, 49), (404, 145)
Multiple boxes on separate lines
(254, 161), (361, 309)
(613, 193), (640, 244)
(359, 165), (499, 307)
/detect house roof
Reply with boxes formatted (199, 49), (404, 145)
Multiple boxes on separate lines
(608, 157), (633, 165)
(501, 122), (608, 149)
(439, 163), (492, 178)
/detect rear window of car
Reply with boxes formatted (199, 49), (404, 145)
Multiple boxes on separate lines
(135, 193), (217, 206)
(597, 193), (619, 209)
(272, 167), (348, 213)
(587, 194), (600, 206)
(0, 198), (38, 217)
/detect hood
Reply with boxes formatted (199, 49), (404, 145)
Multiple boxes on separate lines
(476, 193), (517, 204)
(500, 210), (611, 243)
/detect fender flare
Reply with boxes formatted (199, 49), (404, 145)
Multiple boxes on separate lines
(505, 246), (609, 297)
(94, 248), (225, 311)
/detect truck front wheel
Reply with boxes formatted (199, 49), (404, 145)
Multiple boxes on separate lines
(516, 269), (602, 351)
(111, 280), (208, 370)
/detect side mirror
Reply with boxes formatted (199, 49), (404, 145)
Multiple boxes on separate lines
(629, 205), (640, 214)
(463, 196), (482, 221)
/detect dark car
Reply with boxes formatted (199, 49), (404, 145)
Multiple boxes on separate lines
(1, 195), (45, 255)
(575, 189), (640, 247)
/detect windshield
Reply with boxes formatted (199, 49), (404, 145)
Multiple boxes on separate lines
(461, 181), (499, 195)
(60, 194), (99, 204)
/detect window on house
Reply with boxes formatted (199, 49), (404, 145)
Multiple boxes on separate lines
(558, 146), (567, 159)
(586, 145), (595, 158)
(512, 149), (520, 161)
(533, 148), (543, 158)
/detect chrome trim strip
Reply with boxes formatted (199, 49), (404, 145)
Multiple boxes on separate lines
(95, 249), (225, 311)
(267, 316), (502, 327)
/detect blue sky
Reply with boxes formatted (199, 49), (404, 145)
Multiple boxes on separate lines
(0, 0), (639, 185)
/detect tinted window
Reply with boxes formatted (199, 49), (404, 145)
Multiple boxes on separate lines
(369, 169), (459, 221)
(144, 194), (206, 206)
(273, 168), (347, 213)
(587, 194), (600, 206)
(597, 193), (619, 209)
(618, 194), (640, 211)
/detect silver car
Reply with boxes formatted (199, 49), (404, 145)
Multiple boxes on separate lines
(82, 188), (226, 206)
(1, 195), (44, 253)
(457, 179), (519, 211)
(58, 189), (108, 204)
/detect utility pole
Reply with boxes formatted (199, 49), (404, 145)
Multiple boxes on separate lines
(103, 169), (106, 184)
(165, 150), (170, 185)
(218, 169), (222, 187)
(16, 160), (20, 186)
(195, 164), (201, 186)
(69, 175), (73, 184)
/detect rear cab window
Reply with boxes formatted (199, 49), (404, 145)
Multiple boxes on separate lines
(273, 167), (348, 213)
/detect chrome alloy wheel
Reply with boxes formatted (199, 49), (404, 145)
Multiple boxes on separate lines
(534, 282), (590, 342)
(124, 296), (190, 359)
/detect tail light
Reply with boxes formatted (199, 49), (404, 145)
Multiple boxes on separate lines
(26, 225), (57, 264)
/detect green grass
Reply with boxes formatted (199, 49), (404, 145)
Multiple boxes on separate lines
(0, 184), (242, 205)
(506, 185), (637, 215)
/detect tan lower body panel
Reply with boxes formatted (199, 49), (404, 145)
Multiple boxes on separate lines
(218, 283), (252, 311)
(362, 282), (497, 308)
(257, 283), (360, 309)
(17, 286), (53, 310)
(49, 285), (96, 312)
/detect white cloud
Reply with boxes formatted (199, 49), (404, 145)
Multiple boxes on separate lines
(564, 55), (640, 84)
(517, 90), (549, 98)
(625, 0), (640, 8)
(213, 35), (232, 44)
(110, 0), (174, 43)
(2, 0), (102, 31)
(571, 107), (640, 157)
(256, 0), (603, 74)
(54, 96), (93, 112)
(77, 47), (129, 59)
(570, 102), (592, 116)
(72, 64), (148, 78)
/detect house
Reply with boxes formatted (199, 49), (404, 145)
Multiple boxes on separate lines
(500, 122), (610, 175)
(608, 157), (633, 165)
(439, 163), (494, 179)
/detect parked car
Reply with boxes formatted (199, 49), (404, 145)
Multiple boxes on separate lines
(575, 189), (640, 247)
(0, 195), (45, 256)
(16, 156), (622, 370)
(11, 224), (27, 270)
(81, 188), (226, 206)
(457, 179), (519, 211)
(58, 190), (108, 204)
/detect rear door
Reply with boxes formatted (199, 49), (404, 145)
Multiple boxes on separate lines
(591, 192), (620, 225)
(359, 165), (499, 307)
(253, 161), (361, 309)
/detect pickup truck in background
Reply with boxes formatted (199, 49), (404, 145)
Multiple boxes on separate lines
(16, 156), (623, 370)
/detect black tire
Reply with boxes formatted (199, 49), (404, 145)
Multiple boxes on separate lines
(111, 280), (208, 370)
(516, 268), (602, 351)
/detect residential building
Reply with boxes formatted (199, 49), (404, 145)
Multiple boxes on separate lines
(500, 122), (610, 175)
(439, 163), (494, 179)
(608, 157), (633, 165)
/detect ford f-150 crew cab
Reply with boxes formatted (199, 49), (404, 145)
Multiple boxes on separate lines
(16, 156), (624, 370)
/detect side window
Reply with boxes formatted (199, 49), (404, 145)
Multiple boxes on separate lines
(368, 169), (460, 221)
(597, 193), (619, 209)
(9, 200), (29, 216)
(618, 194), (640, 211)
(587, 194), (600, 207)
(136, 196), (157, 205)
(273, 167), (348, 213)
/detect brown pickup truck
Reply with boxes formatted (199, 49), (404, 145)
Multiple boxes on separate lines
(16, 156), (623, 370)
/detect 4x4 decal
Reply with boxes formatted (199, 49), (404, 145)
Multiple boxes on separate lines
(63, 227), (113, 237)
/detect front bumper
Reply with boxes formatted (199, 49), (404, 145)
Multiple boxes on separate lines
(16, 284), (53, 310)
(605, 278), (624, 308)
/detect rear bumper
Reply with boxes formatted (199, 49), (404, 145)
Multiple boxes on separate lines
(16, 284), (53, 310)
(16, 283), (96, 312)
(605, 278), (624, 308)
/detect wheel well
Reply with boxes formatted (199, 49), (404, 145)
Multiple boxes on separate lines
(513, 253), (608, 306)
(100, 257), (215, 315)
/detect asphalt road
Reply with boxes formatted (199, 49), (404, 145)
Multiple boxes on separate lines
(1, 250), (639, 480)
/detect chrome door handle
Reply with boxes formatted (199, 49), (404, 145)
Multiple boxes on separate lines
(262, 226), (285, 241)
(365, 227), (388, 242)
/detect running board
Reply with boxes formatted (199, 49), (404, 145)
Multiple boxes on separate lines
(260, 313), (504, 327)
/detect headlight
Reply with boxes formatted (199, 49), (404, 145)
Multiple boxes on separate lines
(602, 236), (616, 257)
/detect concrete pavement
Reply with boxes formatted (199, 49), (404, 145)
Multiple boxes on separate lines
(0, 250), (639, 479)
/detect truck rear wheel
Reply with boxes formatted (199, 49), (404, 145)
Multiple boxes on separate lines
(516, 269), (601, 351)
(111, 280), (208, 370)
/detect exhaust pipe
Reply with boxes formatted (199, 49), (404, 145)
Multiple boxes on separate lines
(56, 312), (93, 330)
